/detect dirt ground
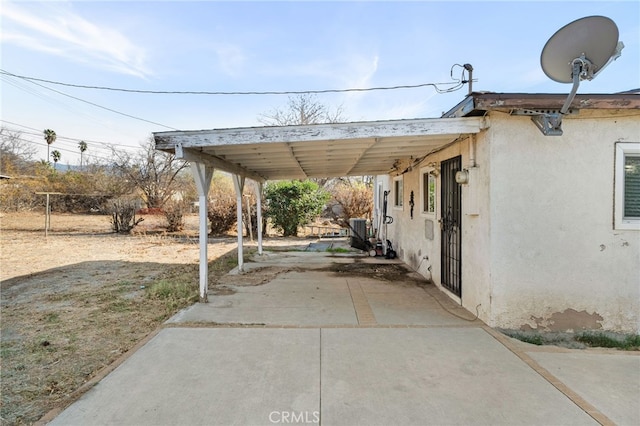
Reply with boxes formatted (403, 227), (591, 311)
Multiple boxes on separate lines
(0, 212), (308, 425)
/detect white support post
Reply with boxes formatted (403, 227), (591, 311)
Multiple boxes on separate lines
(45, 193), (50, 238)
(255, 181), (264, 256)
(190, 162), (214, 302)
(232, 174), (245, 272)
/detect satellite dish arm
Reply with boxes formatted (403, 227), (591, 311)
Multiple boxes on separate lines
(560, 59), (584, 114)
(532, 58), (583, 135)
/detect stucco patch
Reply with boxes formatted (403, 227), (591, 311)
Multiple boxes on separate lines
(525, 309), (604, 332)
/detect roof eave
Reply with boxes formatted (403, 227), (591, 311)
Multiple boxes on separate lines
(443, 92), (640, 117)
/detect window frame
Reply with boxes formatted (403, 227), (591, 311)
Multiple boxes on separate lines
(393, 176), (404, 209)
(614, 142), (640, 230)
(420, 167), (437, 216)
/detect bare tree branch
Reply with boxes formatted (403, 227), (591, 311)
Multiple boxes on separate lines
(111, 136), (188, 208)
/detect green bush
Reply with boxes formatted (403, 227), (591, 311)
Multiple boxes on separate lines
(265, 180), (330, 236)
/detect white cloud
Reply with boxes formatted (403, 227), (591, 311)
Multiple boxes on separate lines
(211, 43), (247, 77)
(1, 1), (151, 78)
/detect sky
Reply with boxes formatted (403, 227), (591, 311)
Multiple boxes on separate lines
(1, 0), (639, 167)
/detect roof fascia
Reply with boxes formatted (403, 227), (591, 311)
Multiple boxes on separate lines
(443, 92), (640, 117)
(154, 117), (487, 150)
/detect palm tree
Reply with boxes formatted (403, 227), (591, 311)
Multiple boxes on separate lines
(51, 150), (61, 167)
(43, 129), (56, 164)
(78, 140), (88, 169)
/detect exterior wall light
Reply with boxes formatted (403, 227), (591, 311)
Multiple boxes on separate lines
(455, 169), (469, 185)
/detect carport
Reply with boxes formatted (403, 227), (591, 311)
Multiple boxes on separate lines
(153, 116), (487, 301)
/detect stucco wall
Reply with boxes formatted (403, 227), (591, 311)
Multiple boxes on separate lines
(378, 135), (493, 324)
(378, 110), (640, 333)
(488, 111), (640, 333)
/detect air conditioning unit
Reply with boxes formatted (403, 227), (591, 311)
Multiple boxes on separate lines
(349, 218), (368, 250)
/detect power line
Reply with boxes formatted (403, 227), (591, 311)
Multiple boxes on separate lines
(1, 121), (140, 151)
(9, 136), (114, 163)
(0, 68), (467, 96)
(1, 73), (178, 130)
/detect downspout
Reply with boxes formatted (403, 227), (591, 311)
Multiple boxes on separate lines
(469, 133), (476, 168)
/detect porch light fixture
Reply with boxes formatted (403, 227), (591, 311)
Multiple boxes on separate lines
(455, 169), (469, 185)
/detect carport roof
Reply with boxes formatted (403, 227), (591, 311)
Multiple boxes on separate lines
(153, 116), (488, 182)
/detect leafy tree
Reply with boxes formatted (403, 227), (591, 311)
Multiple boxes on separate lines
(51, 149), (61, 166)
(43, 129), (56, 164)
(265, 180), (329, 236)
(111, 136), (188, 209)
(78, 140), (88, 169)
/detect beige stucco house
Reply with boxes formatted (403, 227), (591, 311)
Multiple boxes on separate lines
(154, 91), (639, 334)
(373, 92), (640, 333)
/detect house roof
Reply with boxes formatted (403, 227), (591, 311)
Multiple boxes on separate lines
(443, 91), (640, 118)
(153, 91), (639, 182)
(154, 116), (488, 182)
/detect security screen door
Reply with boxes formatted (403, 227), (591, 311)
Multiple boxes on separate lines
(440, 156), (462, 297)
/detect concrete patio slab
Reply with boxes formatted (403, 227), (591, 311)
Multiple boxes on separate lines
(527, 350), (640, 426)
(321, 328), (596, 426)
(45, 248), (639, 426)
(49, 328), (320, 426)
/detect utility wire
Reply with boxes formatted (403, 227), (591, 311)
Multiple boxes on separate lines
(1, 73), (178, 130)
(0, 68), (467, 96)
(1, 121), (140, 152)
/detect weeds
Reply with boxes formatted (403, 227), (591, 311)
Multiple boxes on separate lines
(576, 332), (640, 350)
(502, 329), (640, 350)
(507, 332), (544, 346)
(1, 251), (242, 425)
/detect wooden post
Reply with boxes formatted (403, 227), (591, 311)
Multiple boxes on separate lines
(232, 174), (245, 272)
(35, 192), (62, 238)
(190, 163), (214, 302)
(245, 194), (253, 242)
(45, 193), (50, 238)
(256, 182), (263, 256)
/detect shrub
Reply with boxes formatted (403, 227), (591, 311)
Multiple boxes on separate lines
(163, 201), (188, 232)
(265, 180), (330, 237)
(110, 198), (144, 233)
(207, 173), (237, 235)
(331, 180), (373, 223)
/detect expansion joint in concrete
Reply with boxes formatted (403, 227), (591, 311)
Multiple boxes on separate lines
(346, 280), (377, 326)
(482, 326), (615, 426)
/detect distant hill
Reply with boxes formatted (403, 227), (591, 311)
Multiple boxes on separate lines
(53, 163), (82, 172)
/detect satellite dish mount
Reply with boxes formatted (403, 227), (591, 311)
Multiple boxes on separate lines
(534, 16), (623, 136)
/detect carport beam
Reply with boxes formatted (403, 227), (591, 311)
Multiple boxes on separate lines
(190, 162), (214, 302)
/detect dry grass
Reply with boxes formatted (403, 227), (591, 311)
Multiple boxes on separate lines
(0, 213), (250, 425)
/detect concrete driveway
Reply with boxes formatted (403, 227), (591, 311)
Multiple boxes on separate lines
(45, 246), (639, 426)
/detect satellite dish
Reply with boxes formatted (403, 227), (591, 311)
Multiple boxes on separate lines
(541, 16), (621, 83)
(533, 16), (624, 136)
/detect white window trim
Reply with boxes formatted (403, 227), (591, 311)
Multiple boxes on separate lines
(614, 142), (640, 230)
(393, 175), (404, 210)
(419, 166), (437, 217)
